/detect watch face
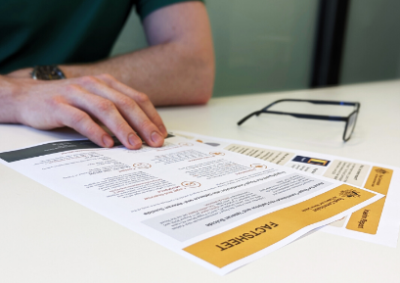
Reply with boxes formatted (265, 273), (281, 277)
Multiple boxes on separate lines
(32, 65), (66, 80)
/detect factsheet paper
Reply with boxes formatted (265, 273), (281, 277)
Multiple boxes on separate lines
(171, 131), (400, 247)
(0, 136), (382, 275)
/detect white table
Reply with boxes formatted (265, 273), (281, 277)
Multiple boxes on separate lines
(1, 80), (399, 282)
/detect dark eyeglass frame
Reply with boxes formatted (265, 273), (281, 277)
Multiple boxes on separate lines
(237, 99), (361, 142)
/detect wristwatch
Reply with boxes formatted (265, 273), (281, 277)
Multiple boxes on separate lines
(31, 65), (66, 80)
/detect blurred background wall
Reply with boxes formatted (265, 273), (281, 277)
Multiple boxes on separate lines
(340, 0), (400, 84)
(110, 0), (400, 98)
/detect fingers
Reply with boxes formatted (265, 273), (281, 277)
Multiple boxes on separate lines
(69, 76), (165, 148)
(11, 74), (166, 150)
(62, 84), (144, 150)
(96, 74), (168, 137)
(56, 103), (114, 148)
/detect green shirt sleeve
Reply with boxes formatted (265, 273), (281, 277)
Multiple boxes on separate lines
(135, 0), (204, 21)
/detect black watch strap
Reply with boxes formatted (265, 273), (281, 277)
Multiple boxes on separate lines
(31, 65), (66, 80)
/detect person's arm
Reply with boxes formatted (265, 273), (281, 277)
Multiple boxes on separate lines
(1, 1), (214, 147)
(62, 1), (214, 106)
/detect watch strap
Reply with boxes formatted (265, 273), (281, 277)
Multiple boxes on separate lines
(31, 65), (66, 80)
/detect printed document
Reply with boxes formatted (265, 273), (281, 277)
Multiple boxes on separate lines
(171, 131), (400, 247)
(0, 135), (382, 275)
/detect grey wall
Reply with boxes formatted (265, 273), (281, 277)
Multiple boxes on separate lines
(204, 0), (318, 97)
(340, 0), (400, 84)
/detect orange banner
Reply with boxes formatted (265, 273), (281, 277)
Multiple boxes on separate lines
(184, 184), (375, 268)
(346, 167), (393, 234)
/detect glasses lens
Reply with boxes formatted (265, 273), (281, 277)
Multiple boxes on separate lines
(344, 112), (357, 141)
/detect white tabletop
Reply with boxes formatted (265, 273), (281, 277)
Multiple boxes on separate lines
(1, 80), (399, 282)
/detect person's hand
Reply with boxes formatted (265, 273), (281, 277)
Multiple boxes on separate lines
(1, 72), (168, 149)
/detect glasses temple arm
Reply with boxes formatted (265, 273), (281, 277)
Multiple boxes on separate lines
(237, 111), (263, 125)
(261, 99), (360, 111)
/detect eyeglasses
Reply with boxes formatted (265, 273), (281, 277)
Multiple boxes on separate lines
(237, 99), (360, 142)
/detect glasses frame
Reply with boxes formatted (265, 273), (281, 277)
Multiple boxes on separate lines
(237, 99), (360, 142)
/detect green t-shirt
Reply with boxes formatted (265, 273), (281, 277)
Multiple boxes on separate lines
(0, 0), (202, 74)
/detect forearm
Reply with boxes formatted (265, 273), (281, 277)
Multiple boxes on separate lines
(61, 40), (214, 106)
(0, 75), (19, 123)
(61, 2), (214, 106)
